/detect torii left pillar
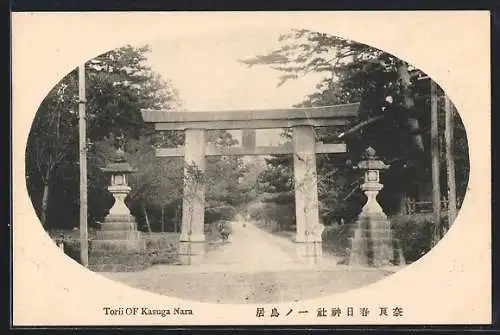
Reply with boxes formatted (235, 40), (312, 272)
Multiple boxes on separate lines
(178, 128), (207, 265)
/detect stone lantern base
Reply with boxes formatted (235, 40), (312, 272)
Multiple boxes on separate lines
(92, 215), (146, 252)
(347, 213), (406, 267)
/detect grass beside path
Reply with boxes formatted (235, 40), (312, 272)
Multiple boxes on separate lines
(48, 230), (182, 272)
(48, 228), (226, 272)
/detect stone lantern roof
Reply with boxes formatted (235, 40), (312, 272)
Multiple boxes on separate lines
(357, 147), (390, 170)
(100, 148), (137, 174)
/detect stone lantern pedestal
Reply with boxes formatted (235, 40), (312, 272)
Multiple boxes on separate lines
(93, 148), (146, 252)
(348, 147), (405, 267)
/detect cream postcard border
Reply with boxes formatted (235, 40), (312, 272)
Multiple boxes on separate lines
(12, 11), (491, 325)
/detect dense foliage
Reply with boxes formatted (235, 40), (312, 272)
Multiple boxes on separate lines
(26, 45), (254, 233)
(241, 29), (469, 237)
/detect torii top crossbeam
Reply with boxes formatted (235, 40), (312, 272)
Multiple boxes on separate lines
(141, 103), (360, 157)
(141, 103), (359, 131)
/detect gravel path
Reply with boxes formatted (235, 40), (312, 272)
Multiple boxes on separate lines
(101, 221), (398, 304)
(202, 221), (339, 270)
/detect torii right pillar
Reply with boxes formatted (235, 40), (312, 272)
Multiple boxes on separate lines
(292, 125), (324, 264)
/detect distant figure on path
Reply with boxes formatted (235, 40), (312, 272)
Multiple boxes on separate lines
(219, 221), (231, 243)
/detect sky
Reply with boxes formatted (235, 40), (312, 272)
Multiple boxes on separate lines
(145, 29), (323, 111)
(144, 29), (325, 146)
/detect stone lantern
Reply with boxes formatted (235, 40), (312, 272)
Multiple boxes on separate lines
(348, 147), (405, 267)
(93, 148), (146, 252)
(356, 146), (390, 220)
(101, 148), (136, 218)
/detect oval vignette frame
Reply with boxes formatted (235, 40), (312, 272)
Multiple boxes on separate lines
(12, 13), (492, 328)
(23, 30), (471, 305)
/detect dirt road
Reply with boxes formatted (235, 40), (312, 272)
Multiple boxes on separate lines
(203, 221), (304, 270)
(101, 221), (395, 304)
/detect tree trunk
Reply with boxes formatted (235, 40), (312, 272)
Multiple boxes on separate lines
(40, 181), (50, 227)
(142, 204), (152, 233)
(430, 80), (442, 246)
(445, 95), (457, 227)
(174, 205), (179, 233)
(161, 206), (165, 232)
(397, 61), (424, 154)
(398, 191), (408, 215)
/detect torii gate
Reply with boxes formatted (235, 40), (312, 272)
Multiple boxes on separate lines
(141, 103), (360, 264)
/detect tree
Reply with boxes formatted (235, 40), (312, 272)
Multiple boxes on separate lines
(241, 29), (469, 227)
(204, 131), (254, 223)
(25, 44), (181, 230)
(84, 45), (181, 141)
(237, 156), (266, 203)
(25, 77), (79, 227)
(126, 135), (184, 232)
(255, 154), (295, 230)
(240, 29), (427, 163)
